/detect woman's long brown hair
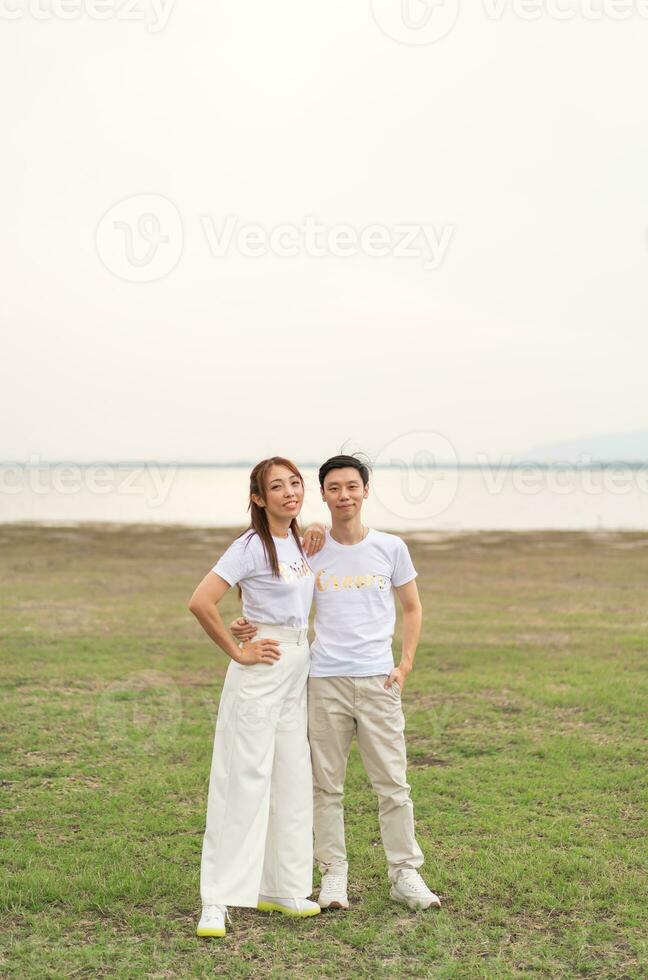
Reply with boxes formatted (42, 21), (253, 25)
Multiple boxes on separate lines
(238, 457), (306, 580)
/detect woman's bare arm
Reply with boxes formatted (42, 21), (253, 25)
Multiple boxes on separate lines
(188, 572), (281, 665)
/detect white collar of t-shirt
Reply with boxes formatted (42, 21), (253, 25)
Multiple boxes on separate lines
(325, 527), (374, 550)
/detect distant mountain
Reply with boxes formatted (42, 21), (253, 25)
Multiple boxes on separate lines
(512, 429), (648, 464)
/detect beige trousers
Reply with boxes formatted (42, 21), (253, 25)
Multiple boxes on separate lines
(307, 674), (424, 883)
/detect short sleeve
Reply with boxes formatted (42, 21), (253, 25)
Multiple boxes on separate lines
(211, 533), (256, 587)
(392, 538), (417, 588)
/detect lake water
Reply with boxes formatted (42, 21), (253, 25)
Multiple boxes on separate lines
(2, 464), (648, 530)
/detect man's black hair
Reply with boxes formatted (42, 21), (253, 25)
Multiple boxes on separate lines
(319, 454), (371, 488)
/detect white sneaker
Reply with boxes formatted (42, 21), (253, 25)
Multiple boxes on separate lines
(257, 895), (321, 917)
(318, 871), (349, 910)
(390, 869), (441, 910)
(196, 904), (230, 937)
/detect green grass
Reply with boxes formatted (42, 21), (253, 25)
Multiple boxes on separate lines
(1, 524), (647, 978)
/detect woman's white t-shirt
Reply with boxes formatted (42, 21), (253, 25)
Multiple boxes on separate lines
(211, 530), (314, 629)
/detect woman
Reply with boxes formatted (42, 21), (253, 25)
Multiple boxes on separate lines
(188, 457), (321, 937)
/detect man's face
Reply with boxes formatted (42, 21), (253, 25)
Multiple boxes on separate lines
(320, 467), (369, 521)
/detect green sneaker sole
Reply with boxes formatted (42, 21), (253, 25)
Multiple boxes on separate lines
(257, 901), (320, 917)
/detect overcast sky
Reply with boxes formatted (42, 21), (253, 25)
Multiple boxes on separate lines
(2, 0), (647, 464)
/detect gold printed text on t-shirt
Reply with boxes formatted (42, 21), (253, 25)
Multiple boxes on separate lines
(279, 559), (313, 583)
(315, 570), (387, 592)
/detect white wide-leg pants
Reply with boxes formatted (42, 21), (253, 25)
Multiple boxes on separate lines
(200, 623), (313, 907)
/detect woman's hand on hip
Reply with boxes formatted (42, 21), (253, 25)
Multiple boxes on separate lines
(234, 639), (281, 666)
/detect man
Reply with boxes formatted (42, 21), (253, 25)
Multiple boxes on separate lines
(232, 454), (440, 912)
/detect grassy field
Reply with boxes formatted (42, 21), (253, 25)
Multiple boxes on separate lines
(1, 523), (647, 979)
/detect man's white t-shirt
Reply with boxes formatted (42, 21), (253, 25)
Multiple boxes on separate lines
(308, 528), (417, 677)
(211, 530), (314, 629)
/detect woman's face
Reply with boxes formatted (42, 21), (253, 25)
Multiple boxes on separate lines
(257, 464), (304, 522)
